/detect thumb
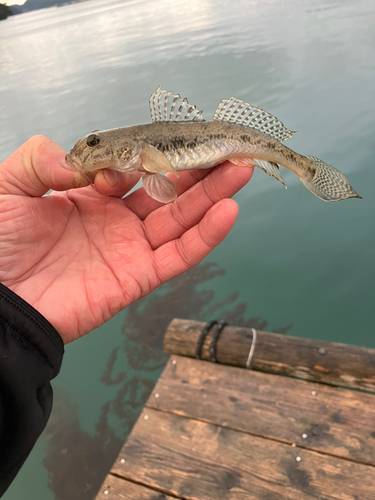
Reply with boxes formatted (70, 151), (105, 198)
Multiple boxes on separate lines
(0, 135), (89, 197)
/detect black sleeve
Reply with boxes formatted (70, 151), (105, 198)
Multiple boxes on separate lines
(0, 283), (64, 497)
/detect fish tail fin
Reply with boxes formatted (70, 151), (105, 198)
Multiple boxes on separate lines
(300, 156), (362, 202)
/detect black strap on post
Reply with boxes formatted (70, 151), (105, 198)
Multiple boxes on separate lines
(209, 320), (228, 363)
(195, 320), (217, 359)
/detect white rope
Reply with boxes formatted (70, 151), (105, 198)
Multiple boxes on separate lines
(245, 328), (257, 369)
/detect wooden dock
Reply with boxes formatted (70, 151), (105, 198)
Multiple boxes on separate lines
(95, 319), (375, 499)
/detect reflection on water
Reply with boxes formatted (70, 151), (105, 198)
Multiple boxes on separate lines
(43, 263), (289, 499)
(1, 0), (374, 499)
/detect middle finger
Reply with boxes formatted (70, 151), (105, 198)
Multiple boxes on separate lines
(142, 163), (253, 249)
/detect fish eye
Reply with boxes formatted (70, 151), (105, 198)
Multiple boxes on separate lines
(86, 134), (100, 147)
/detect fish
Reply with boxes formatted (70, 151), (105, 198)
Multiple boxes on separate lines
(65, 87), (362, 203)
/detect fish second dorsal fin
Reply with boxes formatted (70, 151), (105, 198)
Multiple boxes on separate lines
(213, 97), (296, 142)
(149, 87), (204, 122)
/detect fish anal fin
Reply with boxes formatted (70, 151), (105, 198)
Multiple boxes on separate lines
(213, 97), (296, 142)
(300, 157), (362, 202)
(141, 144), (178, 177)
(149, 87), (204, 122)
(253, 159), (287, 188)
(229, 157), (286, 187)
(229, 157), (256, 167)
(141, 172), (178, 203)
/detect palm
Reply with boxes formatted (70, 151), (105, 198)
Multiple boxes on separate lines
(0, 188), (156, 340)
(0, 137), (252, 343)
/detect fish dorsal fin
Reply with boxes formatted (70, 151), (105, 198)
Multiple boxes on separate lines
(213, 97), (296, 142)
(149, 87), (204, 122)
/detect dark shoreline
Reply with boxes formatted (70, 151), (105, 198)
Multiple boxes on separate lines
(5, 0), (90, 17)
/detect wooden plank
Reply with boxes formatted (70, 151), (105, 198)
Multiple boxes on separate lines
(146, 356), (375, 466)
(112, 408), (375, 500)
(164, 319), (375, 392)
(95, 474), (176, 499)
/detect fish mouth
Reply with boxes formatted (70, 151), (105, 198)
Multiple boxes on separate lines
(65, 153), (82, 171)
(65, 153), (95, 183)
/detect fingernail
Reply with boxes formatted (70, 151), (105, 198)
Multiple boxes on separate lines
(104, 169), (119, 187)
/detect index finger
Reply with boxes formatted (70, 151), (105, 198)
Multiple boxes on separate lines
(124, 161), (254, 220)
(123, 167), (212, 220)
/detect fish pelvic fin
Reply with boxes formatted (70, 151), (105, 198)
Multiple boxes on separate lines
(301, 156), (362, 202)
(149, 87), (204, 122)
(141, 172), (178, 203)
(141, 144), (179, 177)
(213, 97), (296, 142)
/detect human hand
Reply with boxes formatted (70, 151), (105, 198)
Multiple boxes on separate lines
(0, 136), (253, 344)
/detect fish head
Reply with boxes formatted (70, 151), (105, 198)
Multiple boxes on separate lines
(65, 130), (142, 181)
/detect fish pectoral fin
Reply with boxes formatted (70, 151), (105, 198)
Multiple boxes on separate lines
(141, 144), (179, 177)
(141, 172), (178, 203)
(300, 156), (362, 202)
(229, 157), (287, 188)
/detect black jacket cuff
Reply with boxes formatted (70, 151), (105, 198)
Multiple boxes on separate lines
(0, 283), (64, 496)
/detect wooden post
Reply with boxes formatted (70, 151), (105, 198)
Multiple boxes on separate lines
(164, 318), (375, 392)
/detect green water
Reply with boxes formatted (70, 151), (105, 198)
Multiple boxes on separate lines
(1, 0), (374, 498)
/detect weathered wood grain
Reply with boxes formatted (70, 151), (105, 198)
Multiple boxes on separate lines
(146, 356), (375, 465)
(112, 408), (375, 500)
(164, 319), (375, 391)
(96, 474), (175, 500)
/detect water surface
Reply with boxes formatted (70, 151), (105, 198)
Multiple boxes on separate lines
(1, 0), (374, 498)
